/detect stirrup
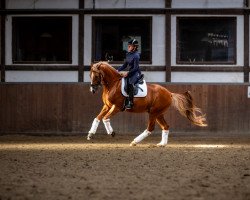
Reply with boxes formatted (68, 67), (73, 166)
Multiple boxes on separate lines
(125, 101), (133, 109)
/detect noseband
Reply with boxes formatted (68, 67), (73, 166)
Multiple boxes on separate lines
(90, 83), (100, 89)
(91, 73), (101, 88)
(90, 66), (105, 89)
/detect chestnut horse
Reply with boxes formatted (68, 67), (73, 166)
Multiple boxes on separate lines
(87, 61), (207, 146)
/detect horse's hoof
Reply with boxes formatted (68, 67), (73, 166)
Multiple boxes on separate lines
(111, 132), (116, 137)
(156, 143), (167, 147)
(87, 134), (93, 140)
(87, 136), (91, 140)
(130, 141), (137, 146)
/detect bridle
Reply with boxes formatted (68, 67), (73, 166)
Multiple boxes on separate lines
(90, 65), (105, 93)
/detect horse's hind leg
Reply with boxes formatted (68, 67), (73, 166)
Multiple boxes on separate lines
(156, 114), (169, 146)
(130, 114), (157, 146)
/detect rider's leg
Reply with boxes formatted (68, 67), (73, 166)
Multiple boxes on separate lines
(126, 84), (134, 109)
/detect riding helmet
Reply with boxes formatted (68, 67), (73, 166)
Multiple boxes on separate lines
(128, 38), (139, 46)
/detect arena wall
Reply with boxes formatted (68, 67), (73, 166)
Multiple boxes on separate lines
(0, 83), (249, 135)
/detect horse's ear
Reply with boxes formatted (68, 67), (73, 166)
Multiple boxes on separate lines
(96, 62), (102, 70)
(91, 62), (102, 71)
(91, 62), (98, 71)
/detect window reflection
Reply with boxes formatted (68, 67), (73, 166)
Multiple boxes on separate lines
(93, 17), (151, 63)
(12, 17), (72, 63)
(177, 17), (236, 64)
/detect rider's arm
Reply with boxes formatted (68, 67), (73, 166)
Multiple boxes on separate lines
(117, 61), (127, 72)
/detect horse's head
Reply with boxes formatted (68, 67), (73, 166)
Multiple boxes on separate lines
(90, 61), (122, 93)
(89, 62), (104, 94)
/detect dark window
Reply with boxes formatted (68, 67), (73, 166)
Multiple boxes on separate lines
(93, 17), (152, 63)
(177, 17), (236, 64)
(12, 17), (72, 63)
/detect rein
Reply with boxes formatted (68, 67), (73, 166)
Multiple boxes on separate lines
(91, 62), (122, 90)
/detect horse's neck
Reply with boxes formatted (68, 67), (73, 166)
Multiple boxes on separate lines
(102, 68), (121, 89)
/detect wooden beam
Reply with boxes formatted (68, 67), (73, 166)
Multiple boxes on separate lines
(165, 0), (172, 82)
(1, 8), (246, 15)
(79, 0), (85, 9)
(0, 0), (5, 9)
(244, 0), (249, 8)
(78, 13), (84, 82)
(78, 0), (85, 82)
(165, 13), (171, 82)
(171, 66), (245, 72)
(0, 0), (5, 82)
(244, 12), (250, 82)
(165, 0), (172, 8)
(5, 65), (247, 73)
(5, 65), (79, 71)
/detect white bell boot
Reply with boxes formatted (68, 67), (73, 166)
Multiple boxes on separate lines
(130, 129), (151, 146)
(157, 130), (169, 147)
(87, 118), (100, 140)
(103, 119), (114, 135)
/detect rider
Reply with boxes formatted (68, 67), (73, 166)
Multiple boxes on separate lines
(117, 38), (141, 109)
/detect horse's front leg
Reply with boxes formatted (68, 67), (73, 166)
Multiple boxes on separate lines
(102, 105), (120, 137)
(87, 105), (110, 140)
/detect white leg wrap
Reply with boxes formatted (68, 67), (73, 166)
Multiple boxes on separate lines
(133, 130), (151, 144)
(88, 118), (100, 134)
(103, 119), (113, 135)
(157, 130), (169, 146)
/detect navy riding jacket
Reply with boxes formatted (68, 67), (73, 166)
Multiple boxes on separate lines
(117, 51), (141, 84)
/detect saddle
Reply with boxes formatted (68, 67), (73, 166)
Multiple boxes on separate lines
(121, 74), (147, 98)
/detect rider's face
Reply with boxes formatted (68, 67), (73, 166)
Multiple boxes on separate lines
(128, 44), (134, 52)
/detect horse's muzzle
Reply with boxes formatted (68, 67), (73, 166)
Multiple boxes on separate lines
(90, 84), (99, 94)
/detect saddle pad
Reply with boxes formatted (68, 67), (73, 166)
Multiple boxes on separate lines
(121, 78), (147, 98)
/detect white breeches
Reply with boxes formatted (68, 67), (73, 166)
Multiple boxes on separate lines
(103, 119), (113, 135)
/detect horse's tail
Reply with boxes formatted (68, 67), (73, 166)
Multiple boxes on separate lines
(171, 91), (207, 127)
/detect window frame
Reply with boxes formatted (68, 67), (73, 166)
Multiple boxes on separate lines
(176, 16), (237, 65)
(92, 16), (152, 64)
(12, 16), (72, 64)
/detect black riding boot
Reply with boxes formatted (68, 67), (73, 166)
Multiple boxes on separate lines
(126, 84), (134, 109)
